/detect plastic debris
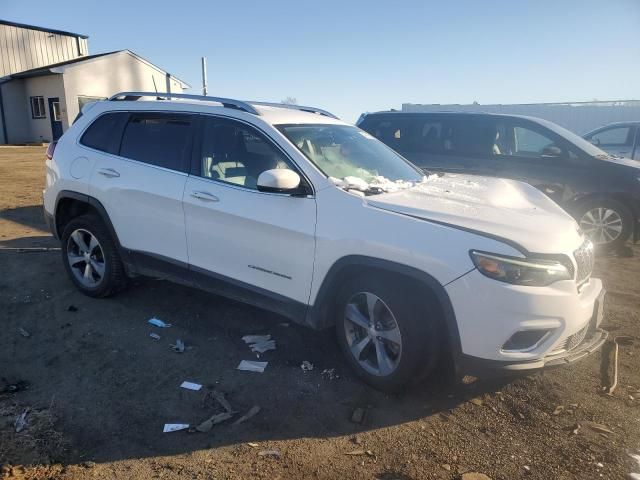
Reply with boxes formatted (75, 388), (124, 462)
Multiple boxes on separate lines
(247, 442), (259, 447)
(163, 423), (189, 433)
(196, 412), (234, 432)
(148, 317), (172, 328)
(234, 405), (261, 425)
(18, 327), (30, 338)
(301, 361), (314, 372)
(149, 333), (161, 340)
(180, 381), (202, 391)
(170, 339), (185, 353)
(258, 450), (280, 458)
(242, 335), (276, 354)
(237, 360), (268, 373)
(14, 409), (28, 433)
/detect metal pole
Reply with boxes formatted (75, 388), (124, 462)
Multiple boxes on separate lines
(165, 72), (171, 95)
(201, 57), (208, 96)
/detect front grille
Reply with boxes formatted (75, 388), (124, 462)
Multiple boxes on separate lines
(573, 239), (595, 287)
(551, 323), (590, 354)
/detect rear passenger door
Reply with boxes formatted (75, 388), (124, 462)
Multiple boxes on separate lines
(84, 111), (193, 264)
(585, 125), (637, 159)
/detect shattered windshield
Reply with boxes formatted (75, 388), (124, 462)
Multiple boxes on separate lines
(277, 124), (424, 194)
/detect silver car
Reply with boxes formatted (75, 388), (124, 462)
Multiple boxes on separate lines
(584, 122), (640, 160)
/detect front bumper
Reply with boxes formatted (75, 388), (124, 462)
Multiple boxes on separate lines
(43, 205), (57, 239)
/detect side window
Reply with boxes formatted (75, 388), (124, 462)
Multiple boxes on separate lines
(445, 118), (499, 157)
(360, 117), (406, 152)
(493, 121), (567, 159)
(199, 117), (296, 190)
(589, 127), (633, 147)
(80, 112), (129, 154)
(120, 114), (193, 171)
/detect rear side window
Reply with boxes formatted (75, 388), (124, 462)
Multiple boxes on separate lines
(120, 114), (193, 171)
(80, 112), (129, 154)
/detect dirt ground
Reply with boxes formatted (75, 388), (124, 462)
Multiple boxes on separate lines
(1, 146), (639, 480)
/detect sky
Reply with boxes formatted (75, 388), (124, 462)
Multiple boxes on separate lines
(3, 0), (639, 122)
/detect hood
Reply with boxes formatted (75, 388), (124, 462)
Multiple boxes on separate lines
(366, 174), (583, 254)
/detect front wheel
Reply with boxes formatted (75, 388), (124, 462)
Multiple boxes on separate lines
(576, 199), (633, 249)
(335, 275), (440, 392)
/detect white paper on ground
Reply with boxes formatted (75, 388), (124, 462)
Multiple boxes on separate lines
(163, 423), (189, 433)
(180, 381), (202, 391)
(148, 317), (172, 328)
(237, 360), (268, 373)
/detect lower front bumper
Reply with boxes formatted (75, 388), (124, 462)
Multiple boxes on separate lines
(458, 327), (608, 376)
(43, 207), (57, 239)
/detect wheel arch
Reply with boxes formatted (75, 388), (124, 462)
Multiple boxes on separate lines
(54, 191), (124, 252)
(569, 192), (637, 220)
(305, 255), (462, 357)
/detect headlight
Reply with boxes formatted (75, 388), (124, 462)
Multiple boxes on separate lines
(470, 251), (572, 286)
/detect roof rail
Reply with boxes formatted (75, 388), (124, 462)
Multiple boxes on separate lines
(248, 101), (339, 119)
(107, 91), (260, 115)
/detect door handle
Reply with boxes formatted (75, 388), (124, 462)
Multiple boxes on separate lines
(98, 168), (120, 178)
(190, 191), (219, 202)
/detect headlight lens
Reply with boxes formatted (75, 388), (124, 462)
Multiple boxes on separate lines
(470, 251), (572, 286)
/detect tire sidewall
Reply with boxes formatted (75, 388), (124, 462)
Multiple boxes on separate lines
(61, 216), (114, 297)
(335, 274), (440, 392)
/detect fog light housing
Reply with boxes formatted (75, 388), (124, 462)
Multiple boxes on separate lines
(502, 329), (552, 352)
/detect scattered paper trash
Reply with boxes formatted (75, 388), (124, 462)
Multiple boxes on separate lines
(14, 409), (28, 433)
(171, 339), (185, 353)
(237, 360), (268, 373)
(148, 317), (172, 328)
(234, 405), (261, 425)
(301, 361), (314, 372)
(149, 333), (161, 340)
(196, 412), (234, 432)
(180, 381), (202, 391)
(163, 423), (189, 433)
(258, 449), (280, 458)
(18, 327), (30, 338)
(242, 335), (276, 354)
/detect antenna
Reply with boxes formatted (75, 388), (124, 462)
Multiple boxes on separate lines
(201, 57), (208, 96)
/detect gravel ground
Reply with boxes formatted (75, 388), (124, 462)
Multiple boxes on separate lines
(1, 146), (639, 480)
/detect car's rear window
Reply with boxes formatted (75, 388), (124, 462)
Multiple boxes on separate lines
(80, 112), (129, 154)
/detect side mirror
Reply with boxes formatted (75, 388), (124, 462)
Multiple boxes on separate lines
(542, 145), (563, 157)
(257, 169), (302, 194)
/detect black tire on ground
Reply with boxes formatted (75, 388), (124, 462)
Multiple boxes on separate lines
(575, 198), (633, 250)
(60, 214), (127, 298)
(334, 273), (442, 392)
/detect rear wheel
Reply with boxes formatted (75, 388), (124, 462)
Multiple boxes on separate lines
(60, 214), (127, 297)
(335, 275), (440, 391)
(576, 199), (632, 249)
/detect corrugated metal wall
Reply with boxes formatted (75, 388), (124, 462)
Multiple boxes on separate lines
(0, 24), (88, 77)
(402, 102), (640, 134)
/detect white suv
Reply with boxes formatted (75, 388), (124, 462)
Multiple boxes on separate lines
(43, 92), (607, 391)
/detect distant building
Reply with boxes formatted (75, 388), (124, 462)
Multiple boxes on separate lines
(0, 20), (189, 144)
(401, 100), (640, 134)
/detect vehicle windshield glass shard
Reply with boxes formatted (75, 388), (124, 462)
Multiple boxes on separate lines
(277, 124), (424, 193)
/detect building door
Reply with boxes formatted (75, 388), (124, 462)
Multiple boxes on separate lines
(48, 97), (63, 140)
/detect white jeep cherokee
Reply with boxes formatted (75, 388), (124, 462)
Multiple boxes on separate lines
(43, 92), (607, 391)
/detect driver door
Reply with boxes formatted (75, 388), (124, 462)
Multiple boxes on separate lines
(183, 115), (317, 310)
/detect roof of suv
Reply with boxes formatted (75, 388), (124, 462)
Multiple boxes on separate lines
(92, 92), (346, 127)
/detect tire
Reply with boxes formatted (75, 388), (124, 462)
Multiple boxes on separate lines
(334, 274), (441, 392)
(60, 214), (127, 297)
(575, 199), (633, 249)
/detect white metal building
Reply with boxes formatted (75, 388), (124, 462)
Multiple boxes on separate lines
(0, 20), (189, 144)
(402, 100), (640, 134)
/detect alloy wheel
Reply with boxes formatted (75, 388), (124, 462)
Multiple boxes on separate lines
(579, 207), (623, 245)
(343, 292), (402, 377)
(66, 229), (106, 287)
